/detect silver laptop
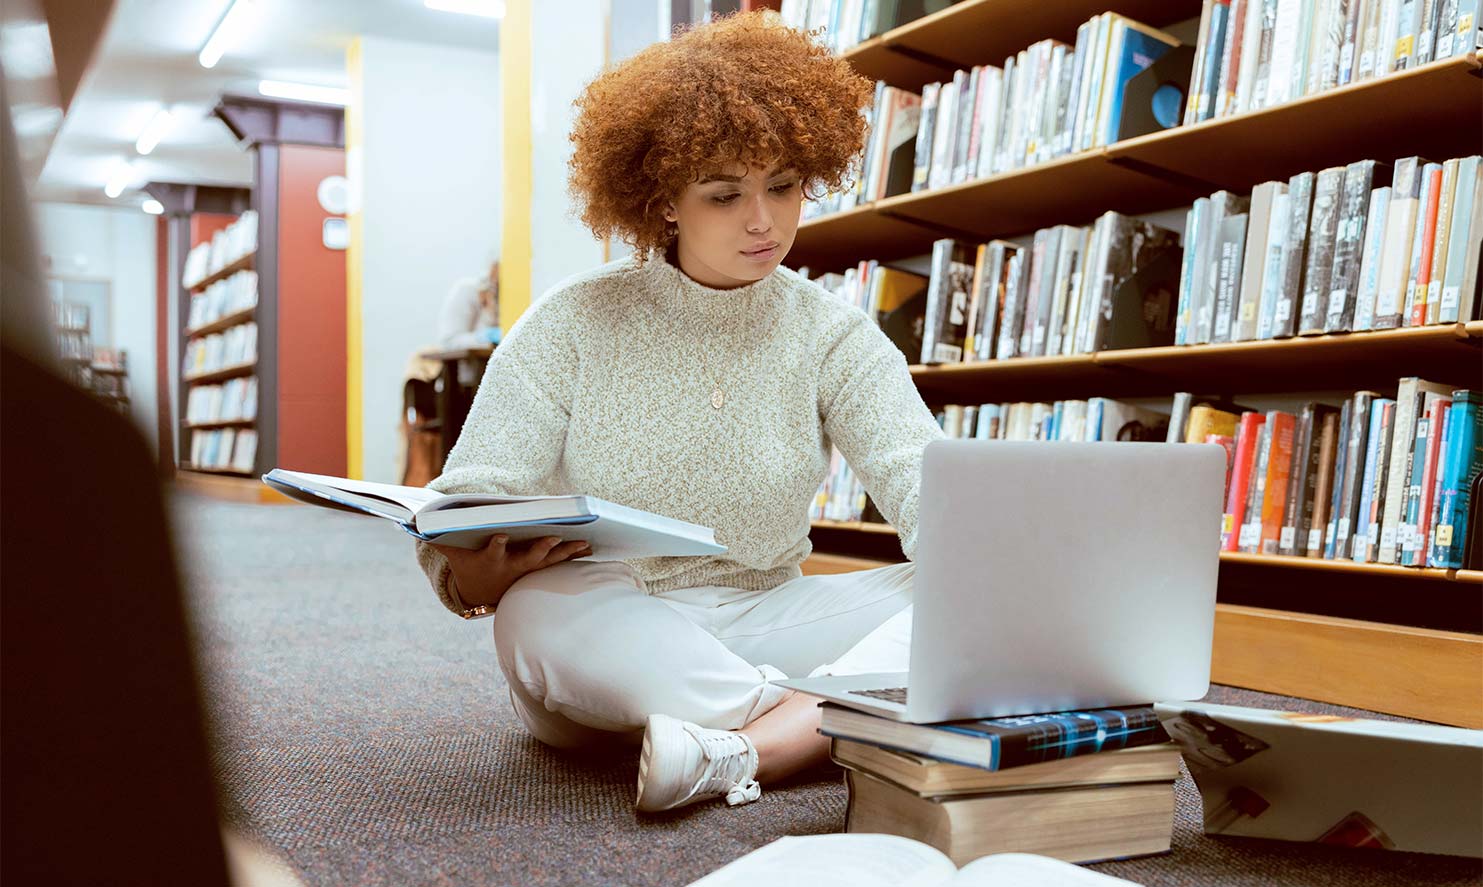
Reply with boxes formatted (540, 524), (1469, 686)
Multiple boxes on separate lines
(777, 439), (1225, 723)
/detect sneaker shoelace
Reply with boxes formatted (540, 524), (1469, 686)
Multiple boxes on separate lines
(685, 724), (761, 806)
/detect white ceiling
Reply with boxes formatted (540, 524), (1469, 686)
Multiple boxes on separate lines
(36, 0), (500, 207)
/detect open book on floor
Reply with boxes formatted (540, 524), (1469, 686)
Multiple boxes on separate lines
(262, 468), (726, 557)
(688, 834), (1144, 887)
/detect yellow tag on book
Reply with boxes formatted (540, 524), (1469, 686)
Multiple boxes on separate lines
(1460, 15), (1475, 36)
(1394, 36), (1414, 60)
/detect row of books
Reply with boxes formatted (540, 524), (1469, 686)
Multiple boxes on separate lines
(1176, 154), (1483, 345)
(186, 270), (258, 334)
(812, 446), (869, 524)
(189, 427), (258, 474)
(776, 0), (944, 55)
(1186, 0), (1483, 125)
(1167, 383), (1482, 569)
(185, 377), (258, 425)
(806, 12), (1182, 218)
(183, 322), (258, 378)
(825, 703), (1178, 864)
(936, 399), (1170, 443)
(182, 210), (257, 290)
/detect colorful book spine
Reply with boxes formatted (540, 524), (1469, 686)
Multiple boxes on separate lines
(1259, 410), (1297, 554)
(1432, 391), (1483, 567)
(1404, 398), (1453, 565)
(1224, 412), (1267, 551)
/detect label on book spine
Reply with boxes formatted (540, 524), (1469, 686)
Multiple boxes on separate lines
(1380, 526), (1398, 550)
(1239, 523), (1260, 548)
(1327, 288), (1347, 318)
(1441, 285), (1459, 316)
(1308, 528), (1323, 551)
(1280, 526), (1296, 550)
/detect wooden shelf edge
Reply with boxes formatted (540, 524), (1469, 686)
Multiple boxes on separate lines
(180, 464), (255, 477)
(810, 520), (1481, 581)
(184, 418), (257, 430)
(1212, 604), (1483, 728)
(185, 305), (256, 339)
(183, 361), (257, 384)
(184, 251), (256, 292)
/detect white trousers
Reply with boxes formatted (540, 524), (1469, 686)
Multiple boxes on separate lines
(492, 559), (915, 749)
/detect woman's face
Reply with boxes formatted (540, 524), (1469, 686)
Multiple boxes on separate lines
(666, 163), (803, 289)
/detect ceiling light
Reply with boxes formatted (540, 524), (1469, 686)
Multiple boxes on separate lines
(198, 0), (257, 69)
(135, 108), (174, 155)
(104, 161), (134, 199)
(142, 199), (165, 215)
(424, 0), (505, 18)
(257, 80), (349, 106)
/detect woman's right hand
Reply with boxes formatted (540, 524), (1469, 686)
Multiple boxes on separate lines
(435, 534), (591, 612)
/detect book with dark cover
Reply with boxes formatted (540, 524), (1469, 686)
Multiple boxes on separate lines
(1282, 403), (1339, 556)
(1303, 409), (1343, 558)
(871, 267), (931, 363)
(1031, 227), (1070, 356)
(1331, 391), (1377, 559)
(1083, 212), (1183, 353)
(1317, 397), (1354, 559)
(965, 242), (1008, 362)
(1432, 391), (1483, 567)
(1018, 228), (1054, 356)
(1212, 213), (1250, 343)
(911, 82), (940, 193)
(1273, 170), (1314, 338)
(1048, 227), (1089, 356)
(1325, 159), (1381, 332)
(996, 248), (1029, 359)
(1298, 166), (1346, 334)
(1360, 400), (1398, 561)
(920, 239), (977, 365)
(819, 702), (1170, 772)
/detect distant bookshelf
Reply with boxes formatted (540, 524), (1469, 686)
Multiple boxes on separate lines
(183, 360), (256, 385)
(185, 250), (255, 292)
(186, 305), (255, 339)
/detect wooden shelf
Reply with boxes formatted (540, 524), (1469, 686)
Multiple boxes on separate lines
(840, 0), (1200, 92)
(184, 418), (256, 430)
(185, 251), (255, 292)
(1107, 51), (1483, 193)
(90, 365), (128, 375)
(179, 463), (254, 477)
(789, 51), (1483, 273)
(183, 360), (256, 385)
(810, 520), (1482, 583)
(185, 305), (256, 339)
(905, 323), (1482, 403)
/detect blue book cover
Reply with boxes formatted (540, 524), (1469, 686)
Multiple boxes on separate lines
(1431, 393), (1481, 567)
(1352, 398), (1394, 560)
(1198, 3), (1230, 121)
(1102, 23), (1178, 145)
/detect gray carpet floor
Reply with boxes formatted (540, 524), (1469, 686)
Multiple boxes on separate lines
(176, 494), (1482, 887)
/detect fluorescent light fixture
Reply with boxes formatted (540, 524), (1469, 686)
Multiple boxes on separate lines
(258, 80), (349, 106)
(142, 199), (165, 215)
(135, 108), (174, 155)
(424, 0), (505, 18)
(103, 161), (135, 199)
(198, 0), (256, 69)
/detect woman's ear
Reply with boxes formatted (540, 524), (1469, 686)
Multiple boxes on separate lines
(663, 203), (677, 223)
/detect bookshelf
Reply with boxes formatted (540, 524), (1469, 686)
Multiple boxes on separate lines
(805, 3), (1483, 726)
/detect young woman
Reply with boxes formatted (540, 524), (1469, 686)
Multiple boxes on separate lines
(418, 12), (943, 812)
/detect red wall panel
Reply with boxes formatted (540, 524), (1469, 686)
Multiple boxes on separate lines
(275, 143), (347, 475)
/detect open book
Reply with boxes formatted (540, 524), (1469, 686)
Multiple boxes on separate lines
(689, 835), (1143, 887)
(262, 469), (726, 557)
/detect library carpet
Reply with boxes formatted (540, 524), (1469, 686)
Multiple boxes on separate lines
(177, 495), (1481, 887)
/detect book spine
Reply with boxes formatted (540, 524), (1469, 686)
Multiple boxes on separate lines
(1274, 171), (1315, 337)
(1339, 0), (1363, 83)
(1240, 420), (1274, 552)
(1201, 2), (1233, 120)
(1432, 392), (1482, 567)
(1399, 401), (1438, 563)
(1260, 411), (1297, 553)
(1373, 156), (1422, 328)
(1439, 155), (1481, 323)
(911, 82), (940, 193)
(1169, 392), (1195, 443)
(1236, 184), (1277, 341)
(1333, 391), (1376, 559)
(1184, 197), (1213, 345)
(1256, 190), (1290, 340)
(1406, 398), (1453, 564)
(1425, 158), (1460, 325)
(1379, 378), (1423, 563)
(1213, 213), (1250, 343)
(1280, 404), (1317, 554)
(997, 249), (1027, 359)
(1351, 185), (1393, 331)
(1224, 412), (1267, 550)
(1306, 409), (1342, 556)
(1299, 166), (1345, 334)
(1325, 159), (1377, 332)
(1363, 399), (1398, 560)
(1218, 0), (1249, 117)
(1189, 0), (1217, 123)
(1408, 163), (1445, 326)
(1321, 397), (1355, 558)
(920, 239), (950, 364)
(1421, 399), (1456, 562)
(1351, 397), (1389, 559)
(1020, 230), (1049, 356)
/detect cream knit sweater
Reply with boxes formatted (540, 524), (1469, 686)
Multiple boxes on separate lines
(416, 252), (944, 615)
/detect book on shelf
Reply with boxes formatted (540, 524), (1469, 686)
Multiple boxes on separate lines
(262, 468), (727, 555)
(921, 240), (977, 364)
(1432, 390), (1483, 566)
(690, 834), (1147, 887)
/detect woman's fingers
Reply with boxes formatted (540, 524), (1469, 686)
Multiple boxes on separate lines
(538, 539), (591, 568)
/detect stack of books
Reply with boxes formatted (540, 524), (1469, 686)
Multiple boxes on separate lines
(821, 702), (1182, 865)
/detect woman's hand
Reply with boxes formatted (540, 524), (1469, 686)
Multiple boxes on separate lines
(435, 534), (591, 611)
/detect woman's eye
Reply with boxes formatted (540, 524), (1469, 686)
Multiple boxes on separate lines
(770, 183), (796, 194)
(712, 194), (739, 205)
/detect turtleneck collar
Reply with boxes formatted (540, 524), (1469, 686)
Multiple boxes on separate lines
(636, 245), (784, 325)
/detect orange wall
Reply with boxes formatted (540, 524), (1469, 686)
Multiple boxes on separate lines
(276, 143), (347, 475)
(189, 213), (235, 248)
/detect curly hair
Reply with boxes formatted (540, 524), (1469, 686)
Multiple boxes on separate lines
(568, 11), (873, 260)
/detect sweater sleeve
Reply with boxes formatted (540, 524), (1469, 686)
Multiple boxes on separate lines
(415, 293), (577, 615)
(818, 310), (945, 560)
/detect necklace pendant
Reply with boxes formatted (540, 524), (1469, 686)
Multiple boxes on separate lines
(711, 388), (724, 409)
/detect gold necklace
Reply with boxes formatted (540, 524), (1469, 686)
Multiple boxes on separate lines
(697, 289), (779, 411)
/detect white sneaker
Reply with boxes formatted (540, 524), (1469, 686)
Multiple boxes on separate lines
(635, 713), (762, 812)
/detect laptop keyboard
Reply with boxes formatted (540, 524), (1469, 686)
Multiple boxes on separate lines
(851, 686), (908, 705)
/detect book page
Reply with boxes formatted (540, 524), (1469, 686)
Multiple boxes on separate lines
(271, 469), (443, 515)
(689, 834), (956, 887)
(952, 854), (1144, 887)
